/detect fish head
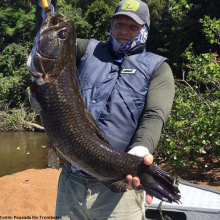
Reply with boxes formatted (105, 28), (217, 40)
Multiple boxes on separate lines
(28, 12), (76, 84)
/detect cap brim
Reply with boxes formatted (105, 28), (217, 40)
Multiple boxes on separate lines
(111, 12), (145, 25)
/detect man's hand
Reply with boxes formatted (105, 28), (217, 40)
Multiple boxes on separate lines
(126, 154), (154, 204)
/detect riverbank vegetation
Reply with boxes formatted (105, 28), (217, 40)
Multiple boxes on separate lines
(0, 0), (219, 167)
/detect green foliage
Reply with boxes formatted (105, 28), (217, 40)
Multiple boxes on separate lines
(0, 3), (35, 108)
(0, 43), (31, 107)
(0, 6), (35, 50)
(200, 16), (220, 45)
(71, 0), (117, 13)
(147, 0), (220, 77)
(184, 44), (220, 95)
(85, 0), (114, 42)
(160, 79), (220, 167)
(4, 0), (36, 10)
(158, 17), (220, 167)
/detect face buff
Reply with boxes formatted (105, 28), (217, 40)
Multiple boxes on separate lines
(108, 24), (148, 61)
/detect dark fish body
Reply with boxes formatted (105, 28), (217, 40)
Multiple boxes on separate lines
(28, 12), (180, 203)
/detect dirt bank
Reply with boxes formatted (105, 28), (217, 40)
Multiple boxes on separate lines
(0, 165), (219, 217)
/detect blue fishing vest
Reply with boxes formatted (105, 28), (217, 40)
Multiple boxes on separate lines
(77, 39), (166, 152)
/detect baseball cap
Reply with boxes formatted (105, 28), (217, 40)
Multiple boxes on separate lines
(112, 0), (150, 28)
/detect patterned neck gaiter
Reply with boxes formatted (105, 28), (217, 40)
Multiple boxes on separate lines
(108, 24), (148, 59)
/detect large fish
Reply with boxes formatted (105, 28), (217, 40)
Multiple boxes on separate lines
(27, 12), (181, 203)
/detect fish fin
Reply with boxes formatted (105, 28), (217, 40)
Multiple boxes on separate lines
(85, 109), (110, 145)
(46, 143), (60, 170)
(55, 148), (71, 169)
(30, 81), (38, 99)
(102, 179), (128, 193)
(29, 82), (41, 114)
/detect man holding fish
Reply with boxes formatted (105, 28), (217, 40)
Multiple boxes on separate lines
(34, 0), (175, 219)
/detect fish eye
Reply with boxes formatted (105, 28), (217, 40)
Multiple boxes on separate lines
(58, 30), (68, 39)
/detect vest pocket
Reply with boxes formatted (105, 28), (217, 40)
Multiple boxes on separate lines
(117, 88), (142, 125)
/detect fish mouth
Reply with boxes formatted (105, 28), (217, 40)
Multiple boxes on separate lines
(36, 47), (57, 60)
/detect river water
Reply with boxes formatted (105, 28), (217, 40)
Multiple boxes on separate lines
(0, 131), (49, 177)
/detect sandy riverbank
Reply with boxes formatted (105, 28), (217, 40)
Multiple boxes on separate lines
(0, 168), (61, 217)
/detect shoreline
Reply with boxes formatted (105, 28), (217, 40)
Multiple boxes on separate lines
(0, 168), (219, 217)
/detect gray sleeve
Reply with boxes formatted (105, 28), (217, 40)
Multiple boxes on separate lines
(76, 38), (89, 67)
(126, 62), (175, 154)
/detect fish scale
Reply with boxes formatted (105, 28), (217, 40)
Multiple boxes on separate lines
(28, 11), (181, 203)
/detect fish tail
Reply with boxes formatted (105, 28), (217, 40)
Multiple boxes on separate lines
(46, 143), (60, 170)
(139, 164), (181, 203)
(149, 164), (180, 193)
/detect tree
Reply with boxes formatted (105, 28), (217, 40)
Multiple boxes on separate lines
(85, 0), (115, 42)
(146, 0), (220, 78)
(0, 6), (35, 50)
(0, 43), (31, 107)
(157, 16), (220, 167)
(201, 16), (220, 45)
(0, 4), (35, 108)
